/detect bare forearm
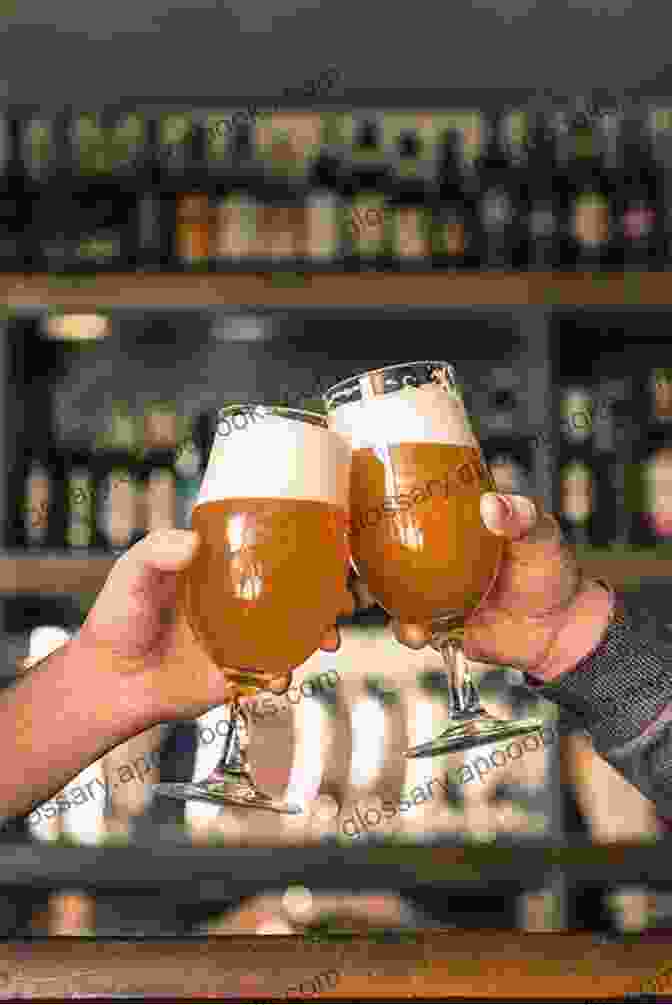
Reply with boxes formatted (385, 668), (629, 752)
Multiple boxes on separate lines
(0, 637), (154, 821)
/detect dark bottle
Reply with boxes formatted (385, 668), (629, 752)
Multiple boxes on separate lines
(558, 110), (622, 270)
(0, 115), (36, 270)
(616, 118), (663, 271)
(12, 444), (63, 550)
(306, 115), (346, 270)
(209, 118), (263, 270)
(524, 116), (562, 270)
(94, 403), (142, 554)
(163, 114), (212, 270)
(430, 130), (479, 270)
(649, 108), (672, 270)
(136, 116), (166, 271)
(387, 129), (432, 270)
(61, 442), (96, 552)
(22, 114), (56, 271)
(68, 111), (142, 272)
(590, 377), (634, 548)
(342, 117), (393, 271)
(474, 112), (526, 270)
(482, 436), (533, 497)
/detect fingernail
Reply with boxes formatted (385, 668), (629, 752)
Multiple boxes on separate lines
(480, 493), (512, 528)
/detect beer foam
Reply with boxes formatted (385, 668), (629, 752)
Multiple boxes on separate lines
(327, 383), (478, 451)
(196, 412), (351, 507)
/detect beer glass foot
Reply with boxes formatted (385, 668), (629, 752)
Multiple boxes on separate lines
(405, 714), (544, 757)
(153, 780), (302, 814)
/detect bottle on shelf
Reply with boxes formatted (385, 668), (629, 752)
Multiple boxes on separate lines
(141, 401), (179, 534)
(616, 115), (663, 271)
(162, 113), (212, 270)
(474, 111), (527, 270)
(174, 416), (205, 530)
(524, 114), (562, 270)
(22, 114), (56, 271)
(591, 376), (634, 548)
(341, 116), (393, 271)
(387, 128), (433, 271)
(305, 114), (347, 270)
(136, 116), (166, 271)
(0, 114), (37, 270)
(556, 383), (596, 546)
(94, 403), (143, 554)
(208, 116), (263, 270)
(430, 129), (480, 270)
(255, 113), (319, 269)
(13, 444), (63, 551)
(67, 110), (143, 272)
(482, 436), (533, 497)
(61, 441), (96, 552)
(557, 109), (622, 270)
(649, 107), (672, 270)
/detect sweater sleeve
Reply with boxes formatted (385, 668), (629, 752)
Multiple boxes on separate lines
(524, 605), (672, 821)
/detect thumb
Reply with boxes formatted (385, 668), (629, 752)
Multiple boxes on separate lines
(480, 493), (538, 540)
(94, 530), (200, 616)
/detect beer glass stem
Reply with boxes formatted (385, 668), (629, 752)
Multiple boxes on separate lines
(441, 641), (484, 718)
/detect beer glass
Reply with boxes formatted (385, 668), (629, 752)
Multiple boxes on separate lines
(154, 404), (351, 811)
(324, 362), (543, 756)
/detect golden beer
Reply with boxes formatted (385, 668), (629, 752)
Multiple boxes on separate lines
(180, 407), (351, 688)
(183, 496), (349, 680)
(347, 442), (502, 624)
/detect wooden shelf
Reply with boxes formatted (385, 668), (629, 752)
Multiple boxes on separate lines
(1, 271), (672, 309)
(3, 549), (672, 597)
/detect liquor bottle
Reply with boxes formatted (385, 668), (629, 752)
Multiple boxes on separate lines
(136, 116), (166, 271)
(474, 112), (526, 270)
(558, 109), (622, 270)
(141, 402), (179, 534)
(0, 115), (36, 270)
(342, 117), (393, 271)
(61, 442), (96, 552)
(163, 114), (211, 270)
(524, 115), (562, 270)
(305, 114), (346, 270)
(208, 117), (263, 270)
(67, 111), (141, 272)
(616, 117), (664, 271)
(255, 113), (319, 269)
(591, 377), (633, 547)
(94, 403), (142, 554)
(387, 129), (432, 270)
(430, 130), (480, 270)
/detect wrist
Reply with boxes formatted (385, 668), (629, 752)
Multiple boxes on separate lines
(529, 579), (614, 683)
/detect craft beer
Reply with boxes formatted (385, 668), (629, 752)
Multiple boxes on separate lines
(180, 408), (351, 685)
(327, 372), (503, 625)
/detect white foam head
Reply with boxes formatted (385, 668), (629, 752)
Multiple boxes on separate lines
(196, 410), (351, 508)
(327, 382), (477, 451)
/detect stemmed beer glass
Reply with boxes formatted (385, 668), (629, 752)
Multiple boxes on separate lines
(154, 404), (352, 811)
(324, 362), (543, 756)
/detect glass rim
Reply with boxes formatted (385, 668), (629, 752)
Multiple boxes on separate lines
(216, 403), (327, 428)
(322, 361), (458, 408)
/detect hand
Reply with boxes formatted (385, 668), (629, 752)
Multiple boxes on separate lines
(76, 530), (351, 724)
(391, 493), (611, 679)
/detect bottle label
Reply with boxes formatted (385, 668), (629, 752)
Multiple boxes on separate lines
(146, 469), (177, 533)
(160, 115), (192, 168)
(262, 205), (302, 259)
(561, 461), (593, 524)
(652, 369), (672, 422)
(489, 454), (529, 494)
(530, 204), (556, 238)
(176, 195), (211, 262)
(73, 115), (109, 174)
(436, 211), (466, 256)
(394, 207), (428, 258)
(99, 469), (136, 548)
(573, 194), (609, 246)
(481, 188), (513, 230)
(25, 463), (50, 545)
(645, 448), (672, 538)
(351, 195), (386, 253)
(66, 470), (94, 549)
(109, 114), (144, 169)
(24, 119), (53, 179)
(306, 193), (339, 260)
(75, 235), (121, 263)
(561, 388), (594, 443)
(214, 194), (257, 260)
(623, 205), (656, 241)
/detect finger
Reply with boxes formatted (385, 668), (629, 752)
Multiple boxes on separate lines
(391, 619), (430, 649)
(101, 530), (200, 605)
(319, 626), (341, 652)
(480, 493), (538, 540)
